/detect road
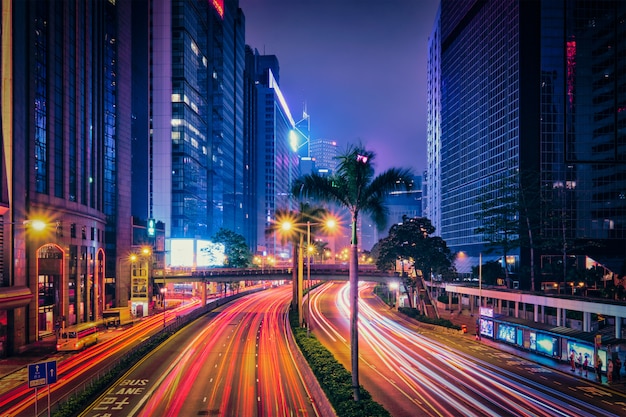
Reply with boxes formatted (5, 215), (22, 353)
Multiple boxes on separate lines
(0, 299), (202, 417)
(309, 281), (626, 417)
(81, 285), (319, 417)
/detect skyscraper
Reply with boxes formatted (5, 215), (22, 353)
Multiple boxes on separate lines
(0, 0), (133, 355)
(149, 0), (246, 263)
(310, 137), (339, 176)
(428, 0), (625, 286)
(245, 49), (300, 256)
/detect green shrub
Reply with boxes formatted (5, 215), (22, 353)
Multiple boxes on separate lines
(398, 307), (462, 330)
(289, 312), (391, 417)
(437, 294), (458, 304)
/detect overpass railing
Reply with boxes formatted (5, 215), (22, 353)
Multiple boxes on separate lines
(153, 264), (392, 279)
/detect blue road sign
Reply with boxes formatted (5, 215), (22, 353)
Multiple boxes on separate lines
(46, 360), (57, 384)
(28, 360), (57, 388)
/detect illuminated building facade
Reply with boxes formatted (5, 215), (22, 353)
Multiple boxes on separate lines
(149, 0), (246, 257)
(428, 0), (626, 284)
(245, 50), (299, 256)
(0, 0), (133, 355)
(310, 137), (339, 175)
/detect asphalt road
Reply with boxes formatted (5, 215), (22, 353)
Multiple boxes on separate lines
(309, 281), (626, 417)
(81, 285), (319, 417)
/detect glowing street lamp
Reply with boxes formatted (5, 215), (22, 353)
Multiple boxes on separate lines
(389, 281), (400, 310)
(278, 215), (339, 331)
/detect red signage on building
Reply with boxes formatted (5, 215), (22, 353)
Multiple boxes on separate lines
(212, 0), (224, 19)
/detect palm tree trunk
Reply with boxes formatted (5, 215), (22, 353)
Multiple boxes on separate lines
(350, 217), (360, 401)
(298, 233), (304, 326)
(292, 245), (298, 311)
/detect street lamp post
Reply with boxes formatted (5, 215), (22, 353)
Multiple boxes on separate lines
(279, 215), (337, 332)
(479, 252), (483, 309)
(307, 221), (312, 337)
(161, 286), (166, 328)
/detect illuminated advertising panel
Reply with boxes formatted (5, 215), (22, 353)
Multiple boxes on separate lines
(197, 240), (226, 267)
(170, 239), (194, 267)
(169, 239), (226, 267)
(479, 307), (493, 318)
(566, 340), (594, 368)
(536, 333), (558, 356)
(479, 318), (493, 338)
(496, 324), (516, 344)
(211, 0), (224, 19)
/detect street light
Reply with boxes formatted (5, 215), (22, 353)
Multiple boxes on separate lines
(279, 215), (338, 331)
(389, 281), (399, 310)
(161, 286), (166, 328)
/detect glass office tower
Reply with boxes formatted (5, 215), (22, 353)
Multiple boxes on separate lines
(428, 0), (625, 286)
(150, 0), (245, 250)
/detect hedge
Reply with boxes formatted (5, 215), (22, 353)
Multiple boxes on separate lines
(289, 311), (391, 417)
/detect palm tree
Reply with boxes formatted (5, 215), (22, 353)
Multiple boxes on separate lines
(266, 203), (328, 321)
(292, 144), (412, 401)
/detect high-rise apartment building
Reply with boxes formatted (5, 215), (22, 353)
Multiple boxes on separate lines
(0, 0), (133, 355)
(149, 0), (246, 263)
(428, 1), (626, 286)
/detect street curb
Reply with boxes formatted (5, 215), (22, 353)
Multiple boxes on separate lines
(285, 314), (337, 417)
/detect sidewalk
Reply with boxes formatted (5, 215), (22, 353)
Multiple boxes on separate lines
(0, 334), (59, 377)
(0, 326), (125, 384)
(439, 309), (626, 392)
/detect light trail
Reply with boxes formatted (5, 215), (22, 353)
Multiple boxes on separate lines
(309, 281), (622, 417)
(0, 299), (202, 417)
(134, 286), (317, 417)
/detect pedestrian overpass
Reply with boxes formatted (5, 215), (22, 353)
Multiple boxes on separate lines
(152, 264), (397, 285)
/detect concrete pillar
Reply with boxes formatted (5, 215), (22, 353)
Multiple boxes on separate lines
(470, 295), (475, 315)
(448, 292), (452, 311)
(534, 304), (539, 322)
(616, 316), (622, 339)
(201, 281), (207, 307)
(541, 305), (545, 323)
(498, 299), (502, 315)
(583, 311), (591, 332)
(563, 309), (567, 327)
(556, 308), (561, 326)
(514, 301), (519, 318)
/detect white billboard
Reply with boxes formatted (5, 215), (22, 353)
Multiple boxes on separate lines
(168, 238), (225, 267)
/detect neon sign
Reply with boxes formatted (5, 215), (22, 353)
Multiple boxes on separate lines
(212, 0), (224, 19)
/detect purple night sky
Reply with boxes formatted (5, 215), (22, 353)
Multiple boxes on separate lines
(239, 0), (440, 175)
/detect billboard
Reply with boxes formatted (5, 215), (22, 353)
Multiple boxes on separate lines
(479, 318), (493, 338)
(169, 239), (225, 268)
(170, 239), (195, 267)
(197, 240), (226, 267)
(536, 333), (559, 357)
(497, 323), (516, 344)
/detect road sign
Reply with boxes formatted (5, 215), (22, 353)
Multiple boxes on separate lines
(46, 360), (57, 384)
(28, 360), (57, 388)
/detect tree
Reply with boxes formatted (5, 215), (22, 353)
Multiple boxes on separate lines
(211, 228), (252, 268)
(373, 216), (454, 307)
(474, 173), (520, 289)
(292, 144), (412, 401)
(471, 261), (503, 286)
